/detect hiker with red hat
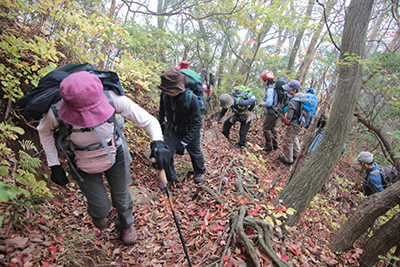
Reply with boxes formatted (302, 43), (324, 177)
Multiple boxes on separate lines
(178, 60), (190, 70)
(37, 71), (171, 246)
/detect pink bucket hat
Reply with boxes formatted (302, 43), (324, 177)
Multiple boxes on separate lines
(58, 71), (114, 128)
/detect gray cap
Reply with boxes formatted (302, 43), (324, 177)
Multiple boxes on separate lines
(219, 93), (234, 109)
(282, 80), (301, 91)
(354, 151), (374, 164)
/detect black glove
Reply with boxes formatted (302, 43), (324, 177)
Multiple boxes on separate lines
(50, 165), (68, 186)
(150, 141), (171, 170)
(175, 142), (186, 155)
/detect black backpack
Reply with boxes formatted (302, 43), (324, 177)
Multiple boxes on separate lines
(16, 63), (125, 120)
(273, 77), (289, 113)
(380, 165), (399, 189)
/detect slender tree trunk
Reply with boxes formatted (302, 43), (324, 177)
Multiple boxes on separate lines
(286, 0), (315, 74)
(296, 0), (338, 84)
(275, 0), (374, 227)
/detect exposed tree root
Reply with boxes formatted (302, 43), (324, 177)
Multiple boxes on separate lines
(192, 184), (227, 206)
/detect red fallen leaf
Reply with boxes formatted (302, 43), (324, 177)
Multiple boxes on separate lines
(199, 211), (206, 217)
(40, 217), (45, 224)
(248, 210), (255, 216)
(48, 245), (57, 254)
(54, 201), (61, 206)
(25, 225), (29, 231)
(226, 262), (233, 267)
(223, 255), (229, 261)
(94, 239), (102, 246)
(281, 254), (290, 261)
(189, 210), (194, 215)
(49, 255), (54, 262)
(245, 228), (253, 235)
(143, 204), (148, 210)
(42, 261), (50, 267)
(95, 231), (102, 237)
(144, 161), (150, 165)
(201, 224), (207, 230)
(170, 235), (174, 239)
(239, 196), (248, 204)
(212, 225), (224, 232)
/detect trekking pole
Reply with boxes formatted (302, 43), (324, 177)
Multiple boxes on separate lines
(151, 159), (192, 267)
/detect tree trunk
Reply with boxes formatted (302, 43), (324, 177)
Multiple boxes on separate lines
(286, 0), (315, 74)
(360, 212), (400, 267)
(275, 0), (374, 228)
(296, 0), (338, 84)
(329, 181), (400, 252)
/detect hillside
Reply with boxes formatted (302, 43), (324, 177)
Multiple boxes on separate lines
(0, 110), (365, 267)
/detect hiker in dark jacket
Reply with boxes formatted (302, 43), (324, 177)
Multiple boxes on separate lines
(37, 71), (171, 246)
(278, 80), (302, 165)
(158, 67), (206, 189)
(354, 151), (384, 196)
(214, 91), (256, 148)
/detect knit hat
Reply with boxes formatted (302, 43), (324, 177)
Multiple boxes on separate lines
(283, 80), (301, 91)
(58, 71), (114, 128)
(158, 67), (188, 93)
(178, 61), (190, 70)
(219, 93), (234, 109)
(354, 151), (374, 164)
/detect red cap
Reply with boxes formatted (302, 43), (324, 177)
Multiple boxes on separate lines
(261, 71), (274, 81)
(178, 61), (190, 70)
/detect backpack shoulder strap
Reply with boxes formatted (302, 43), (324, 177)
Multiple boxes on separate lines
(185, 89), (193, 110)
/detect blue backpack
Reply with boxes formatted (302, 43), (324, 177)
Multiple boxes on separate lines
(293, 93), (318, 128)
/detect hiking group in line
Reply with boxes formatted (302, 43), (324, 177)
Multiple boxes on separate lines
(22, 62), (397, 248)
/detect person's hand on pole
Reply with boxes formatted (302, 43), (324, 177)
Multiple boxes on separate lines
(150, 140), (171, 171)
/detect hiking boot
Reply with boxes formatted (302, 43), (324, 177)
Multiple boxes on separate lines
(121, 224), (137, 245)
(264, 147), (273, 152)
(234, 143), (245, 149)
(194, 173), (205, 184)
(277, 155), (293, 166)
(92, 217), (108, 230)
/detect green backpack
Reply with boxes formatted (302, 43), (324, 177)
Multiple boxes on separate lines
(180, 69), (207, 114)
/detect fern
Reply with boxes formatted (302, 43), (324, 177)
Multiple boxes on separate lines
(18, 141), (41, 173)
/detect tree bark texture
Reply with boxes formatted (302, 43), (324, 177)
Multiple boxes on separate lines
(286, 0), (315, 74)
(329, 181), (400, 252)
(276, 0), (374, 228)
(359, 212), (400, 267)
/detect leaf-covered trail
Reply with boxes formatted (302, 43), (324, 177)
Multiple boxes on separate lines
(0, 117), (364, 266)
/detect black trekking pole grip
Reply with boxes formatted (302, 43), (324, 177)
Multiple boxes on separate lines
(150, 158), (168, 185)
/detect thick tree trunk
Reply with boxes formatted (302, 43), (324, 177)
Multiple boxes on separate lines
(329, 181), (400, 252)
(286, 0), (315, 74)
(359, 212), (400, 267)
(276, 0), (374, 227)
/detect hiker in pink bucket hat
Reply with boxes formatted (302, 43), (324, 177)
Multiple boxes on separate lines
(37, 71), (171, 246)
(58, 71), (114, 127)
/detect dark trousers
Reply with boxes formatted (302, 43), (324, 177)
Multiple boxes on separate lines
(69, 145), (134, 230)
(222, 114), (250, 146)
(262, 113), (279, 149)
(163, 127), (206, 182)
